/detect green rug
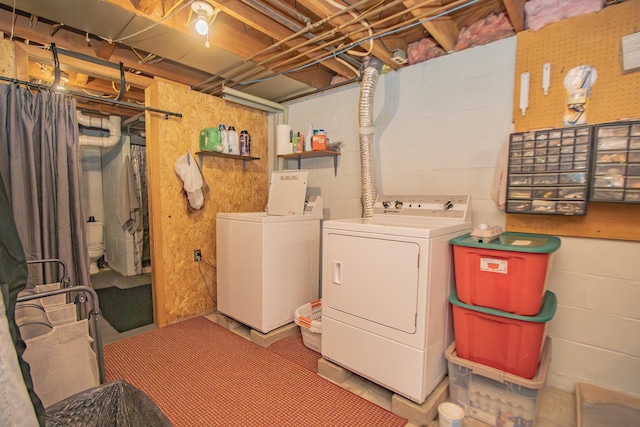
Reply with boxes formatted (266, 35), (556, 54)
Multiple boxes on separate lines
(96, 284), (153, 333)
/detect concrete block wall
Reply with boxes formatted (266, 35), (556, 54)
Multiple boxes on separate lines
(285, 36), (640, 397)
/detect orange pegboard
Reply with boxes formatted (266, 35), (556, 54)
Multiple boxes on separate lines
(513, 0), (640, 132)
(508, 0), (640, 242)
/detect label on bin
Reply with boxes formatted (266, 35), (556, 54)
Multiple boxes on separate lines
(480, 258), (508, 274)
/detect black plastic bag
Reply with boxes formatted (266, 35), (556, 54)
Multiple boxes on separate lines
(46, 380), (172, 426)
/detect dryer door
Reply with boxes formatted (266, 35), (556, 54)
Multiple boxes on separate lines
(324, 232), (420, 334)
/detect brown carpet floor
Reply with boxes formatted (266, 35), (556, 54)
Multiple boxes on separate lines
(104, 317), (407, 427)
(267, 334), (322, 373)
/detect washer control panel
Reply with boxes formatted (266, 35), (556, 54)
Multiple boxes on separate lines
(373, 195), (471, 221)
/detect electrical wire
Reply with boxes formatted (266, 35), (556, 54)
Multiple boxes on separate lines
(241, 0), (479, 85)
(197, 256), (216, 303)
(104, 0), (195, 44)
(9, 0), (16, 41)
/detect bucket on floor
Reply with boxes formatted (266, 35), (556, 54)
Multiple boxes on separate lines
(438, 402), (464, 427)
(294, 299), (321, 353)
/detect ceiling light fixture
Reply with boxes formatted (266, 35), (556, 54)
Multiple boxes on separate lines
(192, 1), (214, 36)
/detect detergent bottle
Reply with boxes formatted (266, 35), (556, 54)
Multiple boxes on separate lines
(228, 126), (240, 155)
(219, 124), (229, 153)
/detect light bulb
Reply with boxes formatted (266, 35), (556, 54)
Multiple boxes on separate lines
(195, 14), (208, 35)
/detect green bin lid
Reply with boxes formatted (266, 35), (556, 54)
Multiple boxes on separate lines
(450, 232), (561, 253)
(449, 289), (557, 322)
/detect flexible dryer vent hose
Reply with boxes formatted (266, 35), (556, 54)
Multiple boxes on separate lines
(359, 57), (383, 218)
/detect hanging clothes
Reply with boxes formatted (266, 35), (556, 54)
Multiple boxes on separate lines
(116, 154), (142, 234)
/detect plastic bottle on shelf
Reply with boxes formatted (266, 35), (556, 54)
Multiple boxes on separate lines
(312, 129), (327, 150)
(305, 123), (314, 152)
(240, 130), (251, 156)
(228, 126), (239, 155)
(219, 124), (228, 153)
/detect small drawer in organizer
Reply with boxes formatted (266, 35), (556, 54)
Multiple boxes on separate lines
(627, 164), (640, 176)
(507, 126), (592, 215)
(591, 121), (640, 204)
(627, 177), (640, 189)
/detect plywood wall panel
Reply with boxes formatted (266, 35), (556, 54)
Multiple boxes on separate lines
(146, 80), (268, 326)
(0, 39), (15, 78)
(508, 1), (640, 241)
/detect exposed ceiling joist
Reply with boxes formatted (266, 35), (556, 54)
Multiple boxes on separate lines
(0, 0), (534, 117)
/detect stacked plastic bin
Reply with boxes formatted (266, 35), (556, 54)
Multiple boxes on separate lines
(446, 232), (561, 427)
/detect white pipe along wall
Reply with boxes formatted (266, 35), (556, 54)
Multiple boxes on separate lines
(77, 111), (122, 147)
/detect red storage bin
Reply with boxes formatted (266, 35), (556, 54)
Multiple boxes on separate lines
(450, 289), (556, 379)
(450, 232), (561, 315)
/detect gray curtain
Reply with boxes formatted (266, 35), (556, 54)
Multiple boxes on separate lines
(130, 143), (149, 273)
(0, 83), (90, 289)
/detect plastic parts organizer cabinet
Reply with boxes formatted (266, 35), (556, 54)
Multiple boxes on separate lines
(450, 290), (556, 379)
(506, 125), (593, 215)
(591, 121), (640, 203)
(450, 232), (561, 315)
(445, 337), (551, 427)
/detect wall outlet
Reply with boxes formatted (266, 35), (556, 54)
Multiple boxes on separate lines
(194, 249), (202, 262)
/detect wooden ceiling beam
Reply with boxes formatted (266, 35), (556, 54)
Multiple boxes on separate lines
(297, 0), (399, 70)
(501, 0), (526, 32)
(95, 40), (117, 60)
(403, 0), (459, 52)
(209, 0), (356, 78)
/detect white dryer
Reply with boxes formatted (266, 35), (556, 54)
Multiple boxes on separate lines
(321, 195), (471, 404)
(217, 170), (323, 334)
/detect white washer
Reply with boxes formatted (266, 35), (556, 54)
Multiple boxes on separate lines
(321, 195), (472, 404)
(217, 170), (323, 334)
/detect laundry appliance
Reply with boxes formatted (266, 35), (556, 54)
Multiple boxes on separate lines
(216, 170), (323, 334)
(321, 195), (472, 403)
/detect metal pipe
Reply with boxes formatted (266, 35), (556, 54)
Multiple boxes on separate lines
(77, 112), (122, 147)
(0, 76), (182, 118)
(192, 0), (373, 91)
(197, 0), (472, 94)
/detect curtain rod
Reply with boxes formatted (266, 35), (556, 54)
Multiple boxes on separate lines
(0, 76), (183, 119)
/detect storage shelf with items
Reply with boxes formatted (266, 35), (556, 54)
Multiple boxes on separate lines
(196, 151), (259, 172)
(590, 121), (640, 203)
(506, 125), (593, 215)
(278, 149), (341, 176)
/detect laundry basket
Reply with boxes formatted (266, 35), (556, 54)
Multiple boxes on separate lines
(294, 299), (322, 353)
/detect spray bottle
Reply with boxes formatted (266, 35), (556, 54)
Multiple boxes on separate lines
(305, 123), (314, 152)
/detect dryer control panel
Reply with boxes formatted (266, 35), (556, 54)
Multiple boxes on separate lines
(373, 195), (471, 222)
